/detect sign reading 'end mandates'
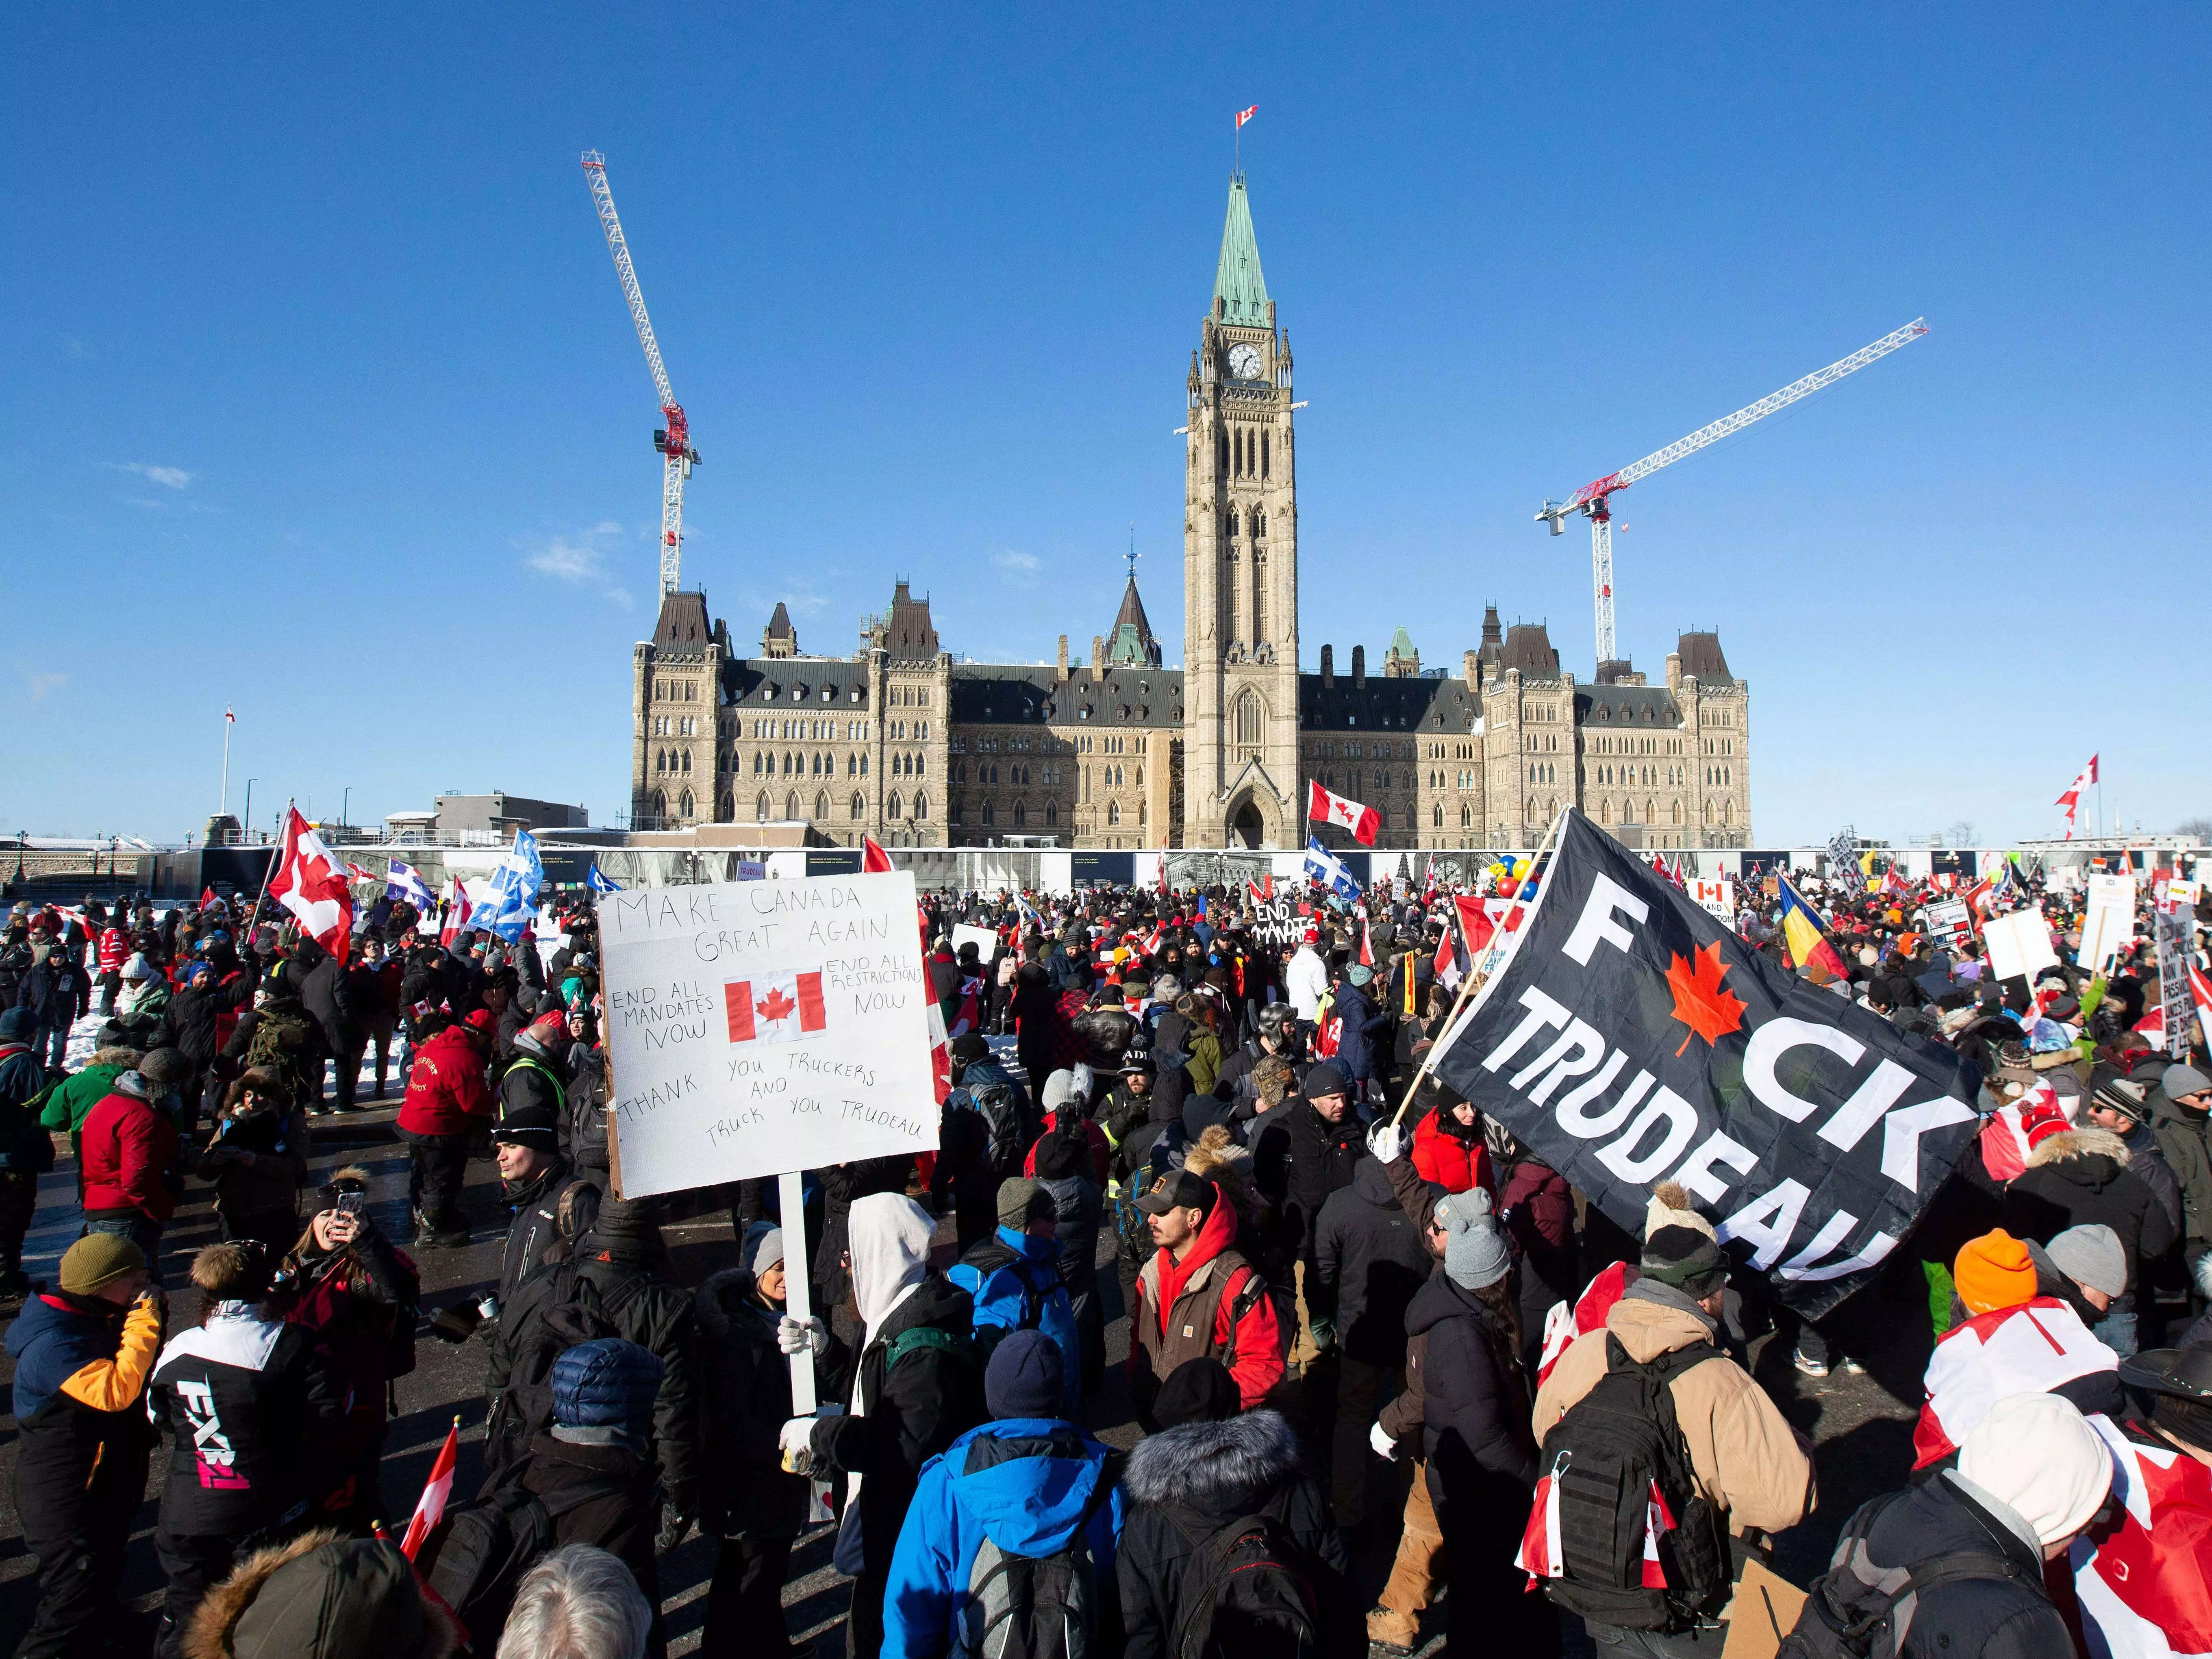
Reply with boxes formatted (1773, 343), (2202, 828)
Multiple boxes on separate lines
(595, 872), (939, 1199)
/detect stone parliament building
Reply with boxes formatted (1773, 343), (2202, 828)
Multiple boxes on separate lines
(631, 176), (1753, 853)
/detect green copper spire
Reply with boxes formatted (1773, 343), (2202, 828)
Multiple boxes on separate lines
(1212, 174), (1270, 326)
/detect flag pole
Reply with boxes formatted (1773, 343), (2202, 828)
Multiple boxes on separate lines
(1383, 806), (1566, 1132)
(219, 710), (232, 822)
(249, 799), (289, 929)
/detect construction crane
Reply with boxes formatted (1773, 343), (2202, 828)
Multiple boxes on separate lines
(1537, 318), (1928, 666)
(581, 150), (697, 595)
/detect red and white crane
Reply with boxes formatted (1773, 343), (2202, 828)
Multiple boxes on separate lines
(1537, 318), (1928, 666)
(581, 150), (698, 596)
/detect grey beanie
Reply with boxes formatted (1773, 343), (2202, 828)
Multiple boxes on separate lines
(2045, 1223), (2127, 1300)
(1437, 1187), (1510, 1290)
(744, 1223), (785, 1279)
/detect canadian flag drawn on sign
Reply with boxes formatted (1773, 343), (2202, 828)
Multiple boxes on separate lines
(724, 973), (828, 1043)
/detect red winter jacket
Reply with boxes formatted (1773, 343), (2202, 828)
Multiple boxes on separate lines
(80, 1090), (181, 1221)
(1412, 1110), (1494, 1196)
(396, 1026), (493, 1136)
(97, 927), (129, 975)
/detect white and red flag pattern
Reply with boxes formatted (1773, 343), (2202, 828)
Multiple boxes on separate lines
(1235, 104), (1257, 128)
(439, 879), (472, 947)
(2072, 1414), (2212, 1659)
(1308, 779), (1380, 845)
(1911, 1298), (2117, 1468)
(268, 807), (353, 961)
(1977, 1081), (2073, 1182)
(861, 834), (893, 874)
(1516, 1451), (1567, 1583)
(400, 1419), (461, 1560)
(2056, 754), (2099, 839)
(724, 972), (828, 1043)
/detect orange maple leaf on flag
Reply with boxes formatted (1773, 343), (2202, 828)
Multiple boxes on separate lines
(1665, 941), (1747, 1057)
(756, 986), (798, 1024)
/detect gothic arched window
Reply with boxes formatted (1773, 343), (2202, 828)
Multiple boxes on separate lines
(815, 791), (829, 821)
(680, 790), (695, 818)
(1262, 431), (1270, 479)
(1234, 689), (1263, 749)
(888, 791), (902, 820)
(913, 793), (928, 821)
(756, 792), (769, 821)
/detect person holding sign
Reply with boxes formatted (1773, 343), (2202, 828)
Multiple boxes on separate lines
(780, 1194), (987, 1659)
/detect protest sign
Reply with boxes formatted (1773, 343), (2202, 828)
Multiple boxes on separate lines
(1926, 899), (1973, 947)
(1249, 898), (1306, 946)
(1691, 878), (1735, 920)
(1982, 909), (2060, 984)
(2077, 874), (2138, 974)
(596, 873), (937, 1199)
(1430, 810), (1977, 1317)
(951, 922), (999, 962)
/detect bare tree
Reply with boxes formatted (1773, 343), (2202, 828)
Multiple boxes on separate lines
(2176, 815), (2212, 842)
(1945, 820), (1977, 846)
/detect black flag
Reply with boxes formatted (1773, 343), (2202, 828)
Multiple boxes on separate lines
(1431, 810), (1977, 1316)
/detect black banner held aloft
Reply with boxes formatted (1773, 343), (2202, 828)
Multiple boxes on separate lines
(1430, 811), (1977, 1316)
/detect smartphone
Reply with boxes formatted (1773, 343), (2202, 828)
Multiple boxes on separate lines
(335, 1192), (366, 1220)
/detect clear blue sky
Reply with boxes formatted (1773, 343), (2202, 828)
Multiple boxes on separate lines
(6, 5), (2207, 847)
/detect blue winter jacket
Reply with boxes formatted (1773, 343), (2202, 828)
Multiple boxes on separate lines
(946, 1227), (1082, 1417)
(882, 1418), (1126, 1659)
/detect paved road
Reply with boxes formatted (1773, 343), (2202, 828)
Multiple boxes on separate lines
(0, 1021), (1932, 1655)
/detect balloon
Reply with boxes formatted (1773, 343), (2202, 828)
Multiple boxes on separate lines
(1513, 858), (1531, 878)
(1497, 876), (1519, 898)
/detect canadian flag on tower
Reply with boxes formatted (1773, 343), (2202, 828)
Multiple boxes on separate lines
(2055, 754), (2098, 840)
(1235, 105), (1258, 128)
(268, 806), (353, 961)
(1308, 780), (1380, 846)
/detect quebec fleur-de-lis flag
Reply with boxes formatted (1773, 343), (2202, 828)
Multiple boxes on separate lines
(1430, 810), (1978, 1316)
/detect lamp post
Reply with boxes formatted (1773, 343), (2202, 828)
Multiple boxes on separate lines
(242, 780), (256, 846)
(342, 787), (352, 832)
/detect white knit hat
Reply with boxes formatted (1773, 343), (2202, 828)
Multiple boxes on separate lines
(1957, 1392), (2113, 1548)
(1644, 1180), (1716, 1243)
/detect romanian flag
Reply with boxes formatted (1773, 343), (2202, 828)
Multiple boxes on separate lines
(1776, 873), (1849, 983)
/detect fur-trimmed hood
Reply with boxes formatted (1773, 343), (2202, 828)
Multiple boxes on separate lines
(694, 1264), (771, 1342)
(1124, 1407), (1304, 1512)
(183, 1527), (462, 1659)
(2026, 1127), (2131, 1170)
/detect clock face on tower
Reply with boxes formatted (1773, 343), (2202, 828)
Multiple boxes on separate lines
(1228, 343), (1264, 381)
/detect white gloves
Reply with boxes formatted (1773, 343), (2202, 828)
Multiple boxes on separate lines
(1370, 1420), (1399, 1462)
(1369, 1122), (1407, 1164)
(778, 1416), (818, 1475)
(778, 1315), (829, 1357)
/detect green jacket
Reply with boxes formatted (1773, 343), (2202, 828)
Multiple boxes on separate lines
(2150, 1086), (2212, 1254)
(38, 1062), (128, 1136)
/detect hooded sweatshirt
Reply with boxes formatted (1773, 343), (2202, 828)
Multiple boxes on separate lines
(1130, 1186), (1284, 1413)
(881, 1418), (1126, 1659)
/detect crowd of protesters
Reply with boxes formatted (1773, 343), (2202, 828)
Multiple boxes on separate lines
(0, 841), (2208, 1659)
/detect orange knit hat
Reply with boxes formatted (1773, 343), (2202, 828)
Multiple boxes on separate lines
(1954, 1229), (2038, 1315)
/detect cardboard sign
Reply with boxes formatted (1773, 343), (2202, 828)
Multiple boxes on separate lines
(951, 923), (1000, 963)
(1723, 1558), (1810, 1659)
(1982, 909), (2061, 983)
(2077, 874), (2138, 974)
(596, 873), (938, 1198)
(1691, 878), (1736, 920)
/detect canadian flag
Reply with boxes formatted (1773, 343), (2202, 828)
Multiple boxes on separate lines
(439, 879), (472, 947)
(1537, 1261), (1635, 1388)
(861, 834), (893, 874)
(1308, 780), (1379, 845)
(1979, 1082), (2074, 1182)
(1516, 1451), (1569, 1584)
(1141, 923), (1165, 956)
(2056, 755), (2099, 839)
(1358, 918), (1374, 967)
(268, 807), (353, 961)
(2189, 961), (2212, 1049)
(1455, 894), (1494, 958)
(1235, 104), (1258, 128)
(926, 1001), (953, 1106)
(400, 1419), (460, 1559)
(1641, 1481), (1678, 1589)
(724, 973), (828, 1043)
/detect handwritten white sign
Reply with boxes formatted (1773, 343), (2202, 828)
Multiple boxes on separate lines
(596, 873), (938, 1199)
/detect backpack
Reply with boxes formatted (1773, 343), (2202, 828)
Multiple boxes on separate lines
(886, 1323), (982, 1376)
(1165, 1491), (1323, 1659)
(1777, 1490), (2025, 1659)
(969, 1075), (1032, 1177)
(1535, 1333), (1732, 1633)
(423, 1475), (606, 1652)
(245, 1003), (313, 1099)
(483, 1258), (625, 1474)
(958, 1451), (1122, 1659)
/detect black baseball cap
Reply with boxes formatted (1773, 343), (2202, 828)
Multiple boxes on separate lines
(1135, 1169), (1217, 1218)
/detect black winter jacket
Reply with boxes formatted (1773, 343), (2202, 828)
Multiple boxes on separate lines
(1815, 1472), (2073, 1659)
(2000, 1127), (2179, 1296)
(1310, 1155), (1431, 1364)
(498, 1161), (601, 1306)
(1115, 1409), (1358, 1659)
(147, 1303), (340, 1537)
(806, 1272), (988, 1576)
(1410, 1270), (1537, 1523)
(694, 1267), (852, 1541)
(295, 948), (356, 1052)
(1279, 1097), (1366, 1264)
(574, 1244), (702, 1505)
(511, 1433), (662, 1613)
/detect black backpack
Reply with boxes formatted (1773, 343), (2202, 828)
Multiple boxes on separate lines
(482, 1258), (625, 1476)
(421, 1476), (605, 1652)
(1777, 1491), (2025, 1659)
(1536, 1333), (1732, 1633)
(958, 1453), (1122, 1659)
(969, 1076), (1032, 1177)
(1166, 1491), (1323, 1659)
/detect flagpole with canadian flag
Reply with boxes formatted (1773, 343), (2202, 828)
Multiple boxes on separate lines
(400, 1416), (462, 1559)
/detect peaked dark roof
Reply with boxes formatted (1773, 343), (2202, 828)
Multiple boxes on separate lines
(884, 581), (940, 662)
(1497, 623), (1560, 680)
(1675, 631), (1736, 684)
(1113, 575), (1153, 641)
(652, 589), (713, 655)
(764, 601), (794, 640)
